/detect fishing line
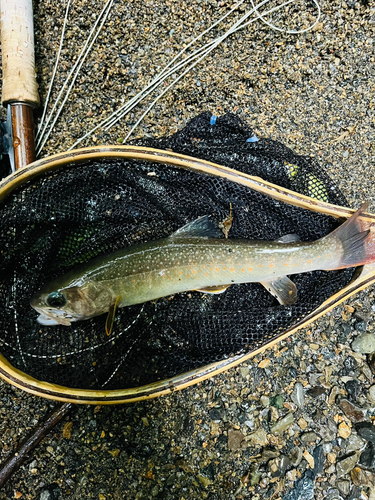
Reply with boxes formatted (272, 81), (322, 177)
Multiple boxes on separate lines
(0, 305), (145, 360)
(122, 0), (316, 143)
(36, 0), (72, 139)
(68, 0), (321, 149)
(36, 0), (114, 155)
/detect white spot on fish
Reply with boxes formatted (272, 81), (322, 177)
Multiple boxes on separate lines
(159, 269), (166, 276)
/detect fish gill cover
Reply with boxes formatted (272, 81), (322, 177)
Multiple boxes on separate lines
(0, 113), (353, 390)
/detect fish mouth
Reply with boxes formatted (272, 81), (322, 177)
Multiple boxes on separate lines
(36, 311), (73, 326)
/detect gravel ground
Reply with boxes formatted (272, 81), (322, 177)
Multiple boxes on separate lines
(1, 0), (375, 499)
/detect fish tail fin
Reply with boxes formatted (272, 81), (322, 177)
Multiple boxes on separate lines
(324, 202), (374, 269)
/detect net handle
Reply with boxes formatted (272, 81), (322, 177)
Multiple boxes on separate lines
(0, 0), (40, 107)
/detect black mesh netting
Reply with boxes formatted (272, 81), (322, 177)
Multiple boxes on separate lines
(0, 112), (353, 390)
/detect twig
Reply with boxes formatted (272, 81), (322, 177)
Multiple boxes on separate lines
(0, 402), (73, 488)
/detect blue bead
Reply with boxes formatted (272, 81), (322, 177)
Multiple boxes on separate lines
(210, 115), (217, 125)
(246, 135), (259, 143)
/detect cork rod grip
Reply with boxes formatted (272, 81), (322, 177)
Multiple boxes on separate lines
(0, 0), (40, 107)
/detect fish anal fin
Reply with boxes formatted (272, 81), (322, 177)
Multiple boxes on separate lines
(106, 296), (120, 336)
(196, 284), (231, 294)
(171, 216), (223, 239)
(260, 276), (297, 305)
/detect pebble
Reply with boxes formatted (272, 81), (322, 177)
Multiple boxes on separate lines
(270, 413), (294, 435)
(368, 385), (375, 403)
(338, 399), (367, 423)
(336, 453), (359, 478)
(270, 394), (284, 409)
(300, 431), (319, 443)
(337, 480), (350, 496)
(260, 395), (270, 407)
(247, 428), (268, 447)
(352, 333), (375, 354)
(356, 422), (375, 443)
(327, 452), (337, 464)
(359, 442), (375, 470)
(345, 433), (366, 454)
(303, 450), (315, 469)
(313, 445), (325, 475)
(291, 382), (305, 408)
(345, 380), (362, 402)
(282, 473), (315, 500)
(227, 429), (244, 451)
(338, 421), (352, 439)
(250, 464), (261, 486)
(289, 447), (303, 467)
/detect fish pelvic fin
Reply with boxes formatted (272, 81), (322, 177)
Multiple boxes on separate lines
(324, 202), (374, 269)
(106, 296), (120, 336)
(171, 216), (223, 239)
(260, 276), (297, 306)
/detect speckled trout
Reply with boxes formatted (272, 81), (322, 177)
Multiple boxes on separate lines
(31, 203), (373, 334)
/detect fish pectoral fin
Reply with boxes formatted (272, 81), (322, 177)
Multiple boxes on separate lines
(195, 284), (231, 294)
(171, 215), (224, 239)
(260, 276), (297, 305)
(106, 296), (120, 336)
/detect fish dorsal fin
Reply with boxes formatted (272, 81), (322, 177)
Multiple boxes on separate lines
(260, 277), (297, 305)
(196, 284), (231, 294)
(106, 296), (120, 336)
(171, 216), (223, 239)
(277, 234), (300, 243)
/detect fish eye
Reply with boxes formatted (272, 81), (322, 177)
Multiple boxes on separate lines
(46, 292), (66, 308)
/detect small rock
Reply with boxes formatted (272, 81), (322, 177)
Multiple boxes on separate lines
(270, 412), (294, 435)
(261, 448), (280, 462)
(247, 428), (268, 447)
(325, 489), (343, 500)
(368, 385), (375, 403)
(250, 464), (261, 486)
(39, 492), (51, 500)
(359, 442), (375, 470)
(338, 421), (352, 439)
(345, 380), (362, 402)
(282, 472), (314, 500)
(356, 422), (375, 443)
(209, 408), (222, 422)
(286, 469), (298, 482)
(291, 382), (305, 407)
(303, 450), (314, 469)
(289, 446), (303, 467)
(258, 358), (271, 369)
(336, 452), (359, 478)
(329, 386), (342, 406)
(345, 433), (366, 454)
(327, 452), (337, 464)
(307, 386), (327, 397)
(278, 455), (291, 476)
(301, 432), (319, 443)
(323, 443), (332, 454)
(338, 399), (367, 422)
(298, 417), (308, 430)
(351, 466), (367, 486)
(313, 445), (325, 476)
(227, 429), (244, 451)
(270, 394), (284, 409)
(352, 333), (375, 354)
(260, 395), (270, 407)
(337, 480), (350, 496)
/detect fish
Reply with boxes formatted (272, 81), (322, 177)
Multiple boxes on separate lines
(30, 203), (374, 334)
